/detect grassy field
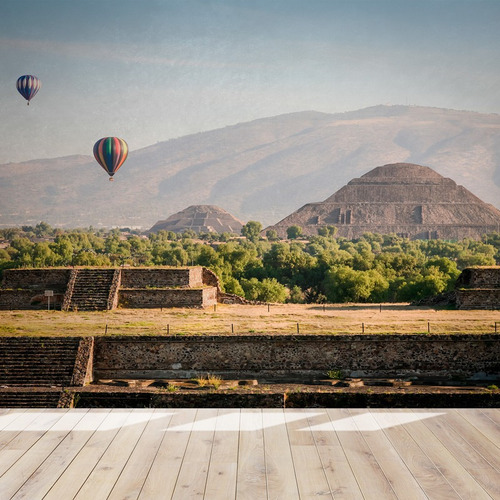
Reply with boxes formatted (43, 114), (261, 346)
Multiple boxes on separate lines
(0, 304), (498, 336)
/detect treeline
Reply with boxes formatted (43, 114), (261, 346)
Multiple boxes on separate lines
(0, 221), (499, 304)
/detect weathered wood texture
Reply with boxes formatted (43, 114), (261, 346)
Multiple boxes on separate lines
(0, 409), (498, 499)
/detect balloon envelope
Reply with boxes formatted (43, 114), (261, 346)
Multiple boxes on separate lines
(93, 137), (128, 179)
(16, 75), (41, 104)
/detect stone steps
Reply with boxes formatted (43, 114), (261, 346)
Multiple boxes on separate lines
(0, 390), (62, 407)
(67, 269), (115, 311)
(0, 338), (80, 387)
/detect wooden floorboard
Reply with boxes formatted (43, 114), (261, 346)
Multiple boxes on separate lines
(306, 410), (364, 500)
(235, 409), (266, 500)
(0, 408), (497, 499)
(348, 409), (428, 500)
(394, 409), (492, 500)
(138, 408), (195, 500)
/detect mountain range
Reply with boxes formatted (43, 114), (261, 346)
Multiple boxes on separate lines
(1, 105), (500, 229)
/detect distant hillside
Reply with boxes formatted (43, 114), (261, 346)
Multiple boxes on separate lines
(1, 105), (500, 228)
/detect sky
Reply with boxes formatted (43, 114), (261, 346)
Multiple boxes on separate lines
(1, 0), (500, 164)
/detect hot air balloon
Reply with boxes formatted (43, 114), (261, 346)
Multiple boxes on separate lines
(16, 75), (41, 105)
(93, 137), (128, 181)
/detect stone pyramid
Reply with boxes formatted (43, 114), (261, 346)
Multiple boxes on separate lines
(148, 205), (244, 235)
(266, 163), (500, 240)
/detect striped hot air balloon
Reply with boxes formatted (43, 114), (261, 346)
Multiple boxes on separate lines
(16, 75), (41, 105)
(93, 137), (129, 181)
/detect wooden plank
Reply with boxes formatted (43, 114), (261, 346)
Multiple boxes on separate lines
(417, 409), (500, 498)
(236, 409), (267, 500)
(285, 410), (333, 499)
(457, 408), (500, 446)
(390, 409), (491, 500)
(107, 409), (175, 500)
(0, 411), (70, 477)
(44, 409), (134, 500)
(327, 409), (397, 500)
(74, 409), (155, 500)
(348, 409), (427, 500)
(479, 408), (500, 426)
(436, 410), (500, 469)
(0, 409), (86, 499)
(0, 409), (47, 450)
(370, 410), (461, 499)
(204, 409), (239, 500)
(138, 409), (196, 500)
(306, 410), (363, 500)
(11, 409), (112, 500)
(171, 408), (219, 499)
(262, 409), (300, 500)
(0, 409), (28, 432)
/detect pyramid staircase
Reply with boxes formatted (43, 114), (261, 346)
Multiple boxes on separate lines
(0, 337), (82, 407)
(64, 268), (118, 311)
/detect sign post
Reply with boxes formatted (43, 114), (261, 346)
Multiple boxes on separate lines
(44, 290), (54, 311)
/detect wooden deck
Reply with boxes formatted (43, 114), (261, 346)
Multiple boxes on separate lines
(0, 408), (498, 499)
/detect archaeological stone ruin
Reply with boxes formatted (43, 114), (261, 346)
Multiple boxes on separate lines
(0, 267), (221, 310)
(148, 205), (244, 235)
(266, 163), (500, 240)
(455, 266), (500, 309)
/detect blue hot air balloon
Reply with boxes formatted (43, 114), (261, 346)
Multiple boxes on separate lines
(16, 75), (41, 105)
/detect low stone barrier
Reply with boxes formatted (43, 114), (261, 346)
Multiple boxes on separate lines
(93, 334), (500, 381)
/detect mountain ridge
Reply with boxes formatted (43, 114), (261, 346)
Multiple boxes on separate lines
(1, 105), (500, 228)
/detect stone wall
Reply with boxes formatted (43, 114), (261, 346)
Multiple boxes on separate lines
(0, 289), (40, 310)
(93, 334), (500, 381)
(120, 267), (203, 288)
(455, 266), (500, 310)
(456, 289), (500, 310)
(118, 287), (217, 308)
(456, 267), (500, 288)
(1, 269), (71, 291)
(70, 389), (498, 409)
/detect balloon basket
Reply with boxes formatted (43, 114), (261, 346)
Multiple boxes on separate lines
(109, 177), (114, 182)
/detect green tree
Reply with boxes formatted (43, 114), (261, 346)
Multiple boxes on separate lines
(241, 221), (262, 243)
(323, 266), (388, 303)
(317, 225), (338, 238)
(32, 242), (58, 267)
(286, 225), (303, 240)
(266, 229), (279, 241)
(52, 237), (74, 265)
(240, 277), (287, 303)
(34, 221), (54, 238)
(222, 276), (245, 296)
(288, 285), (305, 303)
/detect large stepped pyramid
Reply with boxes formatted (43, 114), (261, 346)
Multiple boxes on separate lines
(266, 163), (500, 240)
(148, 205), (244, 235)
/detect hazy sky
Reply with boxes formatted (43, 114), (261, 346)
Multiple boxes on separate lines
(1, 0), (500, 163)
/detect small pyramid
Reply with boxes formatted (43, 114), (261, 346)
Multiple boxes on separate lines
(148, 205), (244, 234)
(265, 163), (500, 240)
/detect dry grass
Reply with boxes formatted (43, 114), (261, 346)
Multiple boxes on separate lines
(0, 304), (498, 337)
